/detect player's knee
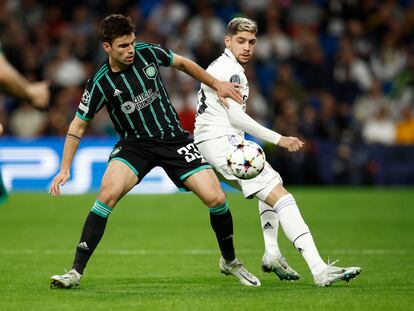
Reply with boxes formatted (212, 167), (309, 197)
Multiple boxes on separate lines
(205, 191), (226, 208)
(97, 187), (120, 208)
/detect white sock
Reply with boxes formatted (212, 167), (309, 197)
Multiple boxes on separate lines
(258, 200), (282, 257)
(274, 194), (327, 275)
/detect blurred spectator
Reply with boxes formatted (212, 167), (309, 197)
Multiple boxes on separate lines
(9, 102), (46, 137)
(186, 1), (225, 48)
(353, 79), (391, 124)
(148, 0), (189, 38)
(362, 107), (395, 145)
(333, 37), (372, 95)
(255, 4), (292, 62)
(370, 31), (406, 82)
(395, 106), (414, 144)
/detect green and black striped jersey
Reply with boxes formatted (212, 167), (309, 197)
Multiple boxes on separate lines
(76, 42), (185, 139)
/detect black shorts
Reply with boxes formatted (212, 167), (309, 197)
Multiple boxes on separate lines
(107, 134), (211, 190)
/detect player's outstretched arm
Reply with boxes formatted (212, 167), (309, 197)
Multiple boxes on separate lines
(49, 116), (88, 196)
(225, 99), (304, 151)
(278, 136), (304, 152)
(170, 53), (242, 107)
(0, 54), (50, 108)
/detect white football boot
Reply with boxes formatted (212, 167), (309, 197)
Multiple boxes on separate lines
(50, 269), (82, 289)
(313, 260), (361, 287)
(261, 252), (300, 281)
(219, 257), (261, 287)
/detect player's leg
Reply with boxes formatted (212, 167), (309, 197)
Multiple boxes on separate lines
(261, 185), (361, 286)
(183, 168), (260, 286)
(197, 136), (298, 280)
(0, 168), (8, 205)
(258, 200), (300, 280)
(51, 160), (138, 288)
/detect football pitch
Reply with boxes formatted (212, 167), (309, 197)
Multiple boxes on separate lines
(0, 188), (412, 310)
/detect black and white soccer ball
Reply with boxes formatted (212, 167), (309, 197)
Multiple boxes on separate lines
(226, 140), (266, 180)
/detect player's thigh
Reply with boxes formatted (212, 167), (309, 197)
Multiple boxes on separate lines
(183, 168), (226, 208)
(98, 160), (139, 208)
(196, 136), (241, 182)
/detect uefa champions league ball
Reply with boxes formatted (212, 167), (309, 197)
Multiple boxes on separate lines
(226, 140), (266, 180)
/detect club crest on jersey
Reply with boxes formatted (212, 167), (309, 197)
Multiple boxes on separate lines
(143, 63), (157, 79)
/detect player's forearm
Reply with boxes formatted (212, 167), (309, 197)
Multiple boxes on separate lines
(0, 55), (33, 102)
(227, 100), (282, 145)
(59, 118), (87, 172)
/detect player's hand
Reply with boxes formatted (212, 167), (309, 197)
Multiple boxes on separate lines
(215, 80), (242, 108)
(278, 136), (304, 152)
(49, 170), (70, 196)
(27, 81), (50, 109)
(0, 122), (3, 136)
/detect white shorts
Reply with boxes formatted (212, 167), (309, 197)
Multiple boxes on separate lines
(196, 135), (282, 201)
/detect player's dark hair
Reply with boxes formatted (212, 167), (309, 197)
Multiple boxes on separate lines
(98, 14), (135, 45)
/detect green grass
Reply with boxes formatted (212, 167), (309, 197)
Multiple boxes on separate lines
(0, 188), (413, 310)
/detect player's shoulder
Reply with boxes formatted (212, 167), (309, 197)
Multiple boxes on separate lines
(135, 41), (169, 53)
(89, 61), (110, 84)
(208, 53), (243, 80)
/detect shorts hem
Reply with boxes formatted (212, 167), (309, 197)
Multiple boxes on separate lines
(179, 164), (211, 181)
(109, 157), (139, 176)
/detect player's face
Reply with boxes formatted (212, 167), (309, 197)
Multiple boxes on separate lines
(103, 33), (136, 71)
(225, 31), (256, 65)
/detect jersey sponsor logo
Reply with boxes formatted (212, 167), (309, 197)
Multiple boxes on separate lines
(120, 88), (160, 114)
(230, 74), (240, 84)
(81, 90), (90, 104)
(143, 63), (158, 79)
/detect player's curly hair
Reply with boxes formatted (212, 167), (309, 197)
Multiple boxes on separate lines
(226, 17), (257, 36)
(99, 14), (136, 45)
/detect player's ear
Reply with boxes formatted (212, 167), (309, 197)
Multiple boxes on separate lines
(224, 36), (231, 49)
(102, 42), (111, 53)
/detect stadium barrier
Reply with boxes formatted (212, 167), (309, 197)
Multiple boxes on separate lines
(1, 137), (413, 193)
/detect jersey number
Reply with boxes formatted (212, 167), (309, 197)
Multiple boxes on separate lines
(177, 143), (202, 162)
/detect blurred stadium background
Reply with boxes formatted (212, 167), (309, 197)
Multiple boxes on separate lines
(0, 2), (413, 310)
(1, 0), (414, 192)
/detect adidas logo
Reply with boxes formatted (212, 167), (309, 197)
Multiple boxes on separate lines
(263, 222), (273, 230)
(78, 242), (89, 250)
(113, 89), (122, 97)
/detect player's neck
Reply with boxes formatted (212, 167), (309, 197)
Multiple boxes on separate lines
(108, 57), (129, 72)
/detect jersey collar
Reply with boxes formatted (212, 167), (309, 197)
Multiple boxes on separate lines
(223, 48), (244, 71)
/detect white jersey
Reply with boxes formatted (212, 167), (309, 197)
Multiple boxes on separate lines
(194, 48), (248, 143)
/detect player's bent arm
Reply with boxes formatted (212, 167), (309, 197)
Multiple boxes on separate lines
(170, 53), (242, 104)
(226, 99), (282, 145)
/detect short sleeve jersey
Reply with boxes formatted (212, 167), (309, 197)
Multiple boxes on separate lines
(76, 42), (185, 139)
(194, 48), (249, 144)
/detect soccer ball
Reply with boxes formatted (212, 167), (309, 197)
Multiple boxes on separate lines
(226, 140), (266, 180)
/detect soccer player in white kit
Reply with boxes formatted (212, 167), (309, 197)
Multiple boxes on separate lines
(194, 17), (361, 286)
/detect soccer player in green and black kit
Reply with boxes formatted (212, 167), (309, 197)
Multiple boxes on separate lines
(49, 14), (260, 288)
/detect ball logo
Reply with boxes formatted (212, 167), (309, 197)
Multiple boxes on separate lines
(81, 90), (90, 104)
(121, 101), (135, 114)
